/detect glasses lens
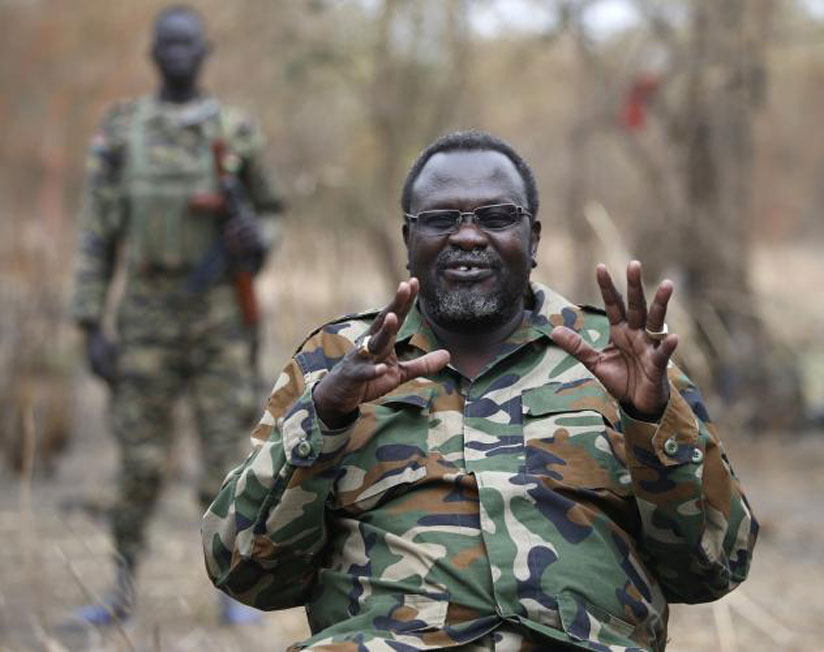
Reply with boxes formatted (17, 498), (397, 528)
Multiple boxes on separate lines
(416, 210), (461, 233)
(475, 204), (520, 230)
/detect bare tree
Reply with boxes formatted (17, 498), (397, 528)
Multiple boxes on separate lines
(362, 0), (472, 287)
(665, 0), (802, 426)
(558, 0), (804, 426)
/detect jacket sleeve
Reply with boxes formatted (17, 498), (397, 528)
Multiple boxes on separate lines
(201, 326), (359, 610)
(227, 112), (285, 253)
(70, 106), (129, 327)
(620, 364), (758, 603)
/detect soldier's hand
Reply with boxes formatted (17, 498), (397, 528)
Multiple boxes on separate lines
(312, 278), (450, 429)
(223, 213), (264, 257)
(550, 261), (678, 420)
(85, 326), (118, 387)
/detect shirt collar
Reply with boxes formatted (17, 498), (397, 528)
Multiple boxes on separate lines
(144, 93), (220, 128)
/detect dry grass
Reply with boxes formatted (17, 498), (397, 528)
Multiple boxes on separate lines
(3, 388), (822, 651)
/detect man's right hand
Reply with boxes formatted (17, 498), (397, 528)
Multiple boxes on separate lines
(312, 278), (450, 429)
(85, 326), (118, 387)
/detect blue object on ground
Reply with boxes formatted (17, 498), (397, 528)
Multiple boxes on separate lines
(71, 601), (132, 626)
(219, 592), (263, 625)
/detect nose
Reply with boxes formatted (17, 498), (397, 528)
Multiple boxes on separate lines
(447, 218), (488, 250)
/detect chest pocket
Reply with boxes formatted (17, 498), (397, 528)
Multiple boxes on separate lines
(333, 385), (434, 512)
(521, 380), (631, 496)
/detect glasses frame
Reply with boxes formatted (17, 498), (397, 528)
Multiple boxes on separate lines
(404, 202), (532, 236)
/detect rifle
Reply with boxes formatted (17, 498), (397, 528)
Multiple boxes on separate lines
(188, 139), (260, 329)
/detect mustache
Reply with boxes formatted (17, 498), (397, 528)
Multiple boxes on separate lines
(435, 249), (500, 270)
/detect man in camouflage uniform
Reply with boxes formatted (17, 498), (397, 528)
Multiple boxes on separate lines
(71, 6), (281, 625)
(202, 131), (756, 650)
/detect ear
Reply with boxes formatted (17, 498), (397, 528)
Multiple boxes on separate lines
(402, 222), (411, 270)
(529, 219), (541, 258)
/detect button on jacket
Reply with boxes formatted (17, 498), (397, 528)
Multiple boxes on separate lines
(202, 282), (757, 651)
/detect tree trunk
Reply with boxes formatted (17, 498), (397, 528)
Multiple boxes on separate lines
(679, 0), (803, 427)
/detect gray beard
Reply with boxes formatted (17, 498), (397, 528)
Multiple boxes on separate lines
(424, 284), (511, 331)
(414, 247), (530, 332)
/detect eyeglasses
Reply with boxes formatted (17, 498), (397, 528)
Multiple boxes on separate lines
(404, 203), (531, 236)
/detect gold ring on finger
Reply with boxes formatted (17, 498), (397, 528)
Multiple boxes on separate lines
(644, 323), (669, 341)
(357, 335), (373, 358)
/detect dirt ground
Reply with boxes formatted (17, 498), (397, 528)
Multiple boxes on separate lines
(1, 372), (822, 652)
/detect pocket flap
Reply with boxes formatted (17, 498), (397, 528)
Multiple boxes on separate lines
(558, 592), (638, 645)
(350, 463), (428, 504)
(375, 383), (435, 411)
(522, 383), (629, 493)
(523, 381), (619, 425)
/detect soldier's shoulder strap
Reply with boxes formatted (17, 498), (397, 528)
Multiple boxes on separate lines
(292, 308), (382, 357)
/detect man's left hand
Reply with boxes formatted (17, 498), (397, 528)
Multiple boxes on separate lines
(224, 213), (264, 257)
(550, 260), (678, 420)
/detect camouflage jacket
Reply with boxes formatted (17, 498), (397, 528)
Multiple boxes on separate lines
(71, 94), (283, 327)
(202, 282), (757, 651)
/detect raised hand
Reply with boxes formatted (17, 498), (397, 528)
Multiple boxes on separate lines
(312, 278), (451, 428)
(550, 261), (679, 419)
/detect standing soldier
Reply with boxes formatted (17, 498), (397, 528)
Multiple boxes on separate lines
(70, 5), (282, 626)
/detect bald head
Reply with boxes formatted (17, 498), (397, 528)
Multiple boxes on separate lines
(151, 5), (210, 95)
(152, 5), (205, 41)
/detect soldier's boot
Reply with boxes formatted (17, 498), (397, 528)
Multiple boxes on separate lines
(218, 592), (263, 625)
(70, 560), (135, 627)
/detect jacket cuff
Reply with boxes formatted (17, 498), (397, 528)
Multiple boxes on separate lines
(621, 383), (703, 467)
(279, 379), (356, 468)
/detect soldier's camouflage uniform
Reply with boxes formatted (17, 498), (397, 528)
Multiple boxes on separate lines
(202, 282), (757, 651)
(72, 94), (282, 567)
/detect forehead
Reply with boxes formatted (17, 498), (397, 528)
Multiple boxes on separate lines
(155, 12), (203, 40)
(410, 150), (526, 211)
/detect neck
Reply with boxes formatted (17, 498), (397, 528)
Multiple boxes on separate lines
(158, 80), (200, 104)
(422, 302), (526, 380)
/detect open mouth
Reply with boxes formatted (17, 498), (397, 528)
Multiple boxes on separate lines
(441, 262), (494, 282)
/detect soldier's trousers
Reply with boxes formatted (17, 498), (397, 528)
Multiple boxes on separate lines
(109, 278), (258, 568)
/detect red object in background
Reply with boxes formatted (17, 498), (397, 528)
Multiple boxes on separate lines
(620, 74), (660, 130)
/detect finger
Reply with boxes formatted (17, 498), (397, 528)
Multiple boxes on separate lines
(646, 279), (673, 334)
(399, 349), (451, 381)
(394, 277), (419, 325)
(550, 326), (602, 370)
(368, 312), (387, 337)
(369, 280), (412, 335)
(369, 279), (420, 352)
(342, 360), (390, 384)
(625, 260), (647, 330)
(650, 333), (678, 370)
(596, 264), (626, 326)
(367, 312), (400, 359)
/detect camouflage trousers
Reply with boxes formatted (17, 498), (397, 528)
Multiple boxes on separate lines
(110, 277), (258, 568)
